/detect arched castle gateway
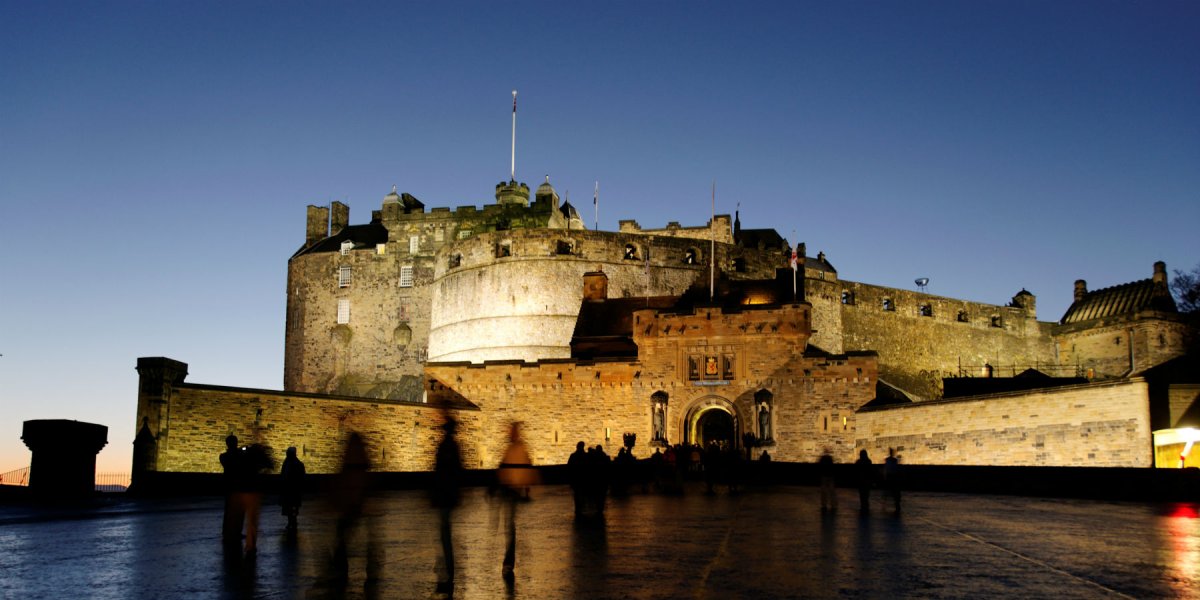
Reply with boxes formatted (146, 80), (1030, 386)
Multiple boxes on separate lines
(133, 175), (1197, 477)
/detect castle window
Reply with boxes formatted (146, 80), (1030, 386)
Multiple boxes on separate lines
(957, 310), (969, 323)
(732, 257), (746, 272)
(1114, 336), (1121, 346)
(393, 323), (412, 348)
(624, 244), (640, 261)
(338, 266), (352, 288)
(448, 254), (461, 269)
(556, 240), (573, 255)
(376, 244), (386, 255)
(882, 298), (895, 311)
(457, 230), (472, 240)
(919, 304), (933, 317)
(435, 228), (444, 243)
(399, 266), (414, 288)
(340, 240), (353, 255)
(409, 235), (420, 254)
(497, 242), (512, 258)
(841, 291), (855, 305)
(336, 299), (350, 324)
(687, 355), (701, 380)
(990, 315), (1002, 328)
(683, 248), (699, 265)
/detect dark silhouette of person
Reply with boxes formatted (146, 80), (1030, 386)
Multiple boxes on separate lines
(818, 450), (837, 511)
(220, 434), (243, 547)
(432, 416), (463, 595)
(497, 422), (537, 582)
(883, 447), (901, 513)
(330, 432), (379, 592)
(280, 446), (305, 532)
(586, 445), (611, 515)
(854, 450), (874, 513)
(568, 441), (587, 515)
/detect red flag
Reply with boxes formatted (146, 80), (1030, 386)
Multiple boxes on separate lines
(790, 248), (798, 271)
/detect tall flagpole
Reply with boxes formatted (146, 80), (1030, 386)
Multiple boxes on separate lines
(593, 181), (599, 230)
(510, 90), (517, 181)
(710, 180), (716, 302)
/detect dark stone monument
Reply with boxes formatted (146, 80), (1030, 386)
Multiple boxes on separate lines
(22, 420), (108, 502)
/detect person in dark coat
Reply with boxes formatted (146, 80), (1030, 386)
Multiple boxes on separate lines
(567, 441), (587, 516)
(220, 435), (243, 547)
(854, 449), (874, 513)
(432, 416), (463, 594)
(280, 446), (305, 532)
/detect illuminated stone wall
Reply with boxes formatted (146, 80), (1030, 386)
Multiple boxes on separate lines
(428, 228), (785, 363)
(855, 378), (1153, 467)
(1054, 315), (1193, 380)
(137, 358), (485, 474)
(830, 279), (1058, 399)
(428, 302), (879, 466)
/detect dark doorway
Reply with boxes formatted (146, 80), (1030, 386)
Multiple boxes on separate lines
(696, 410), (735, 448)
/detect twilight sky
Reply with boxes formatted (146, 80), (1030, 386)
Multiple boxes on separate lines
(2, 1), (1197, 473)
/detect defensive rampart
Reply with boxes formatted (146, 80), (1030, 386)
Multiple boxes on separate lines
(855, 378), (1153, 467)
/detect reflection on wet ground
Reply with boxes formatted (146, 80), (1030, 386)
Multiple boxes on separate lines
(1, 484), (1198, 599)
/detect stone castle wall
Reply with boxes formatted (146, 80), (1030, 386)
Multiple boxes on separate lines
(855, 378), (1153, 467)
(828, 279), (1058, 398)
(1054, 314), (1193, 379)
(137, 359), (485, 474)
(428, 228), (785, 363)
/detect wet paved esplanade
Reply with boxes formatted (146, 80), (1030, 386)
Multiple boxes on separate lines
(2, 485), (1198, 599)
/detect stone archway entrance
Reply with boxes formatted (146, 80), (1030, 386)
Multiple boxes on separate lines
(696, 409), (734, 447)
(683, 396), (740, 449)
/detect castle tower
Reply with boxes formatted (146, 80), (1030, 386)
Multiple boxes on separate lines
(495, 180), (530, 206)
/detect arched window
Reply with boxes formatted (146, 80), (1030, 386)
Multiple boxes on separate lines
(919, 304), (933, 317)
(684, 248), (700, 265)
(556, 240), (574, 255)
(841, 291), (855, 305)
(624, 243), (640, 261)
(882, 298), (895, 312)
(496, 241), (512, 258)
(957, 310), (969, 323)
(448, 253), (462, 269)
(990, 315), (1003, 328)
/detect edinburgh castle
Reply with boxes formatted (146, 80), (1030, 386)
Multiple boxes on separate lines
(133, 176), (1199, 477)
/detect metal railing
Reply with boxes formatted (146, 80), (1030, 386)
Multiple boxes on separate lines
(0, 467), (131, 492)
(95, 472), (131, 493)
(0, 466), (30, 487)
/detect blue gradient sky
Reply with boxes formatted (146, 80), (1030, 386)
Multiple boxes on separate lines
(2, 1), (1197, 472)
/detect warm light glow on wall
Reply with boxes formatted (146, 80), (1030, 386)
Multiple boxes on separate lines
(743, 294), (772, 305)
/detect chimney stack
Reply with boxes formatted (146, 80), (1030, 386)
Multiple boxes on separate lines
(330, 201), (349, 235)
(1073, 279), (1088, 303)
(306, 205), (330, 245)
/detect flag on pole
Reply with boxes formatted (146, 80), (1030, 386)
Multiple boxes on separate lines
(790, 247), (798, 271)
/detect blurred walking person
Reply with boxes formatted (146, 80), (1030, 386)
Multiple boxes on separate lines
(432, 415), (463, 595)
(497, 422), (538, 582)
(883, 447), (902, 513)
(818, 449), (837, 511)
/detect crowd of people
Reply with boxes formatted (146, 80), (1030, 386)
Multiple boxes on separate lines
(218, 427), (902, 597)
